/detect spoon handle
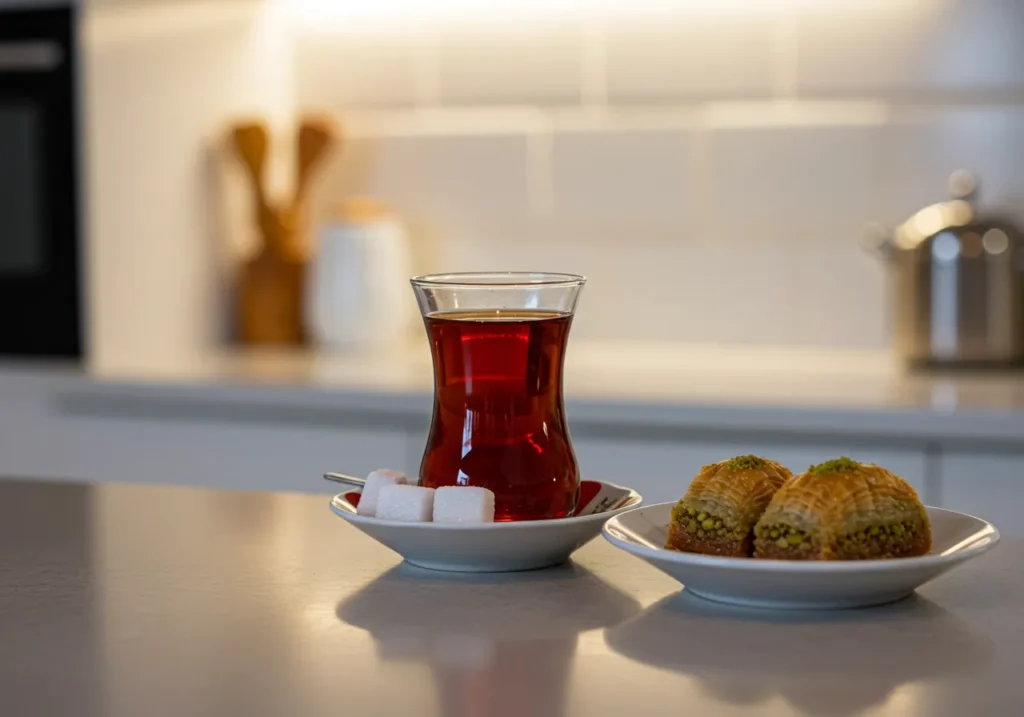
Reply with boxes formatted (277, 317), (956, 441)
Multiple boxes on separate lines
(323, 472), (366, 488)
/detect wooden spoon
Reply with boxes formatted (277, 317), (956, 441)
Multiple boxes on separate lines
(294, 118), (335, 206)
(230, 122), (270, 217)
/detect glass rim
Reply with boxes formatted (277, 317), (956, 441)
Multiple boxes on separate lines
(410, 271), (586, 288)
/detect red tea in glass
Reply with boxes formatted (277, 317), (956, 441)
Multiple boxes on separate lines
(411, 274), (585, 521)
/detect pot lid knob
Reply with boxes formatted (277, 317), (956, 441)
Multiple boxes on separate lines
(948, 169), (978, 203)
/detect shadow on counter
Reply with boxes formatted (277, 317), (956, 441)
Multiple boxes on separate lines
(605, 591), (994, 717)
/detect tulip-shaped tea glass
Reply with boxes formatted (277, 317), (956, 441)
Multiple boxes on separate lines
(411, 272), (586, 521)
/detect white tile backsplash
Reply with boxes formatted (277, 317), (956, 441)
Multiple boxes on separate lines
(293, 30), (422, 109)
(373, 219), (884, 348)
(796, 0), (1024, 98)
(587, 239), (798, 345)
(436, 21), (584, 105)
(313, 133), (533, 225)
(705, 125), (883, 244)
(275, 0), (1024, 350)
(550, 128), (694, 225)
(789, 241), (890, 349)
(89, 0), (1024, 357)
(605, 12), (779, 102)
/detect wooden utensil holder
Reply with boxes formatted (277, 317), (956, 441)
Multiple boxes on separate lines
(228, 119), (335, 345)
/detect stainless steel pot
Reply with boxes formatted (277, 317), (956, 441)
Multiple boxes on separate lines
(868, 171), (1024, 367)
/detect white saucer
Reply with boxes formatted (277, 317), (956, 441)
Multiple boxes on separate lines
(330, 481), (642, 573)
(603, 503), (999, 609)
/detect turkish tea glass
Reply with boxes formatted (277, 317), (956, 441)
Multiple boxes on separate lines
(411, 272), (586, 521)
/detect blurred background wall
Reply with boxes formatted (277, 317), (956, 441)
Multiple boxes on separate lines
(82, 0), (1024, 359)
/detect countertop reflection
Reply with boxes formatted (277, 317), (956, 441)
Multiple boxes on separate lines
(338, 563), (640, 717)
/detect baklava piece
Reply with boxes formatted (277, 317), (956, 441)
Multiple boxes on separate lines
(666, 455), (792, 557)
(753, 457), (931, 560)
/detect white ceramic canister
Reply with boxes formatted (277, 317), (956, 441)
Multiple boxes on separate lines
(307, 199), (414, 349)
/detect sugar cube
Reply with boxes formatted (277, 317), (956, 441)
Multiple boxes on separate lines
(357, 469), (409, 516)
(433, 486), (495, 524)
(376, 485), (435, 522)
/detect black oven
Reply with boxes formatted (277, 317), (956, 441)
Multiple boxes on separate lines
(0, 5), (80, 358)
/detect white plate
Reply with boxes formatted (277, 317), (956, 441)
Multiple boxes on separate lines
(602, 503), (999, 609)
(330, 481), (643, 573)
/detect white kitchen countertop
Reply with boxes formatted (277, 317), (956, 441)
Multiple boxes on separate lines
(4, 479), (1021, 717)
(6, 341), (1024, 445)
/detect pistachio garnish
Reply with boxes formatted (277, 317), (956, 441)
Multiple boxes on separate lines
(808, 456), (862, 476)
(727, 454), (769, 471)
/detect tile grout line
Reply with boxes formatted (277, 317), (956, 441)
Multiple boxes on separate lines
(342, 99), (904, 139)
